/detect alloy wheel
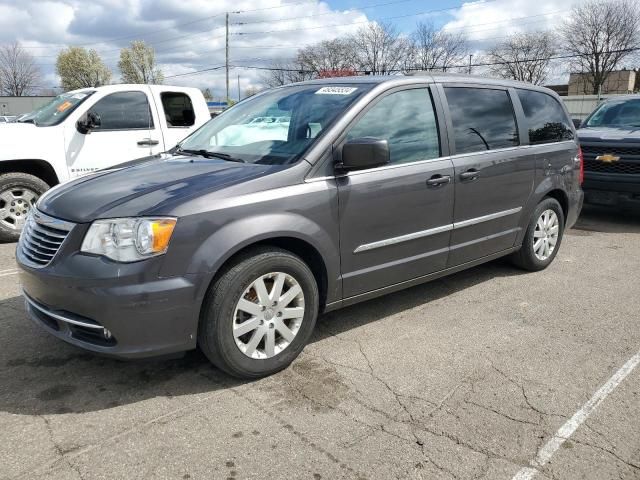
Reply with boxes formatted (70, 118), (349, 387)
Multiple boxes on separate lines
(533, 209), (559, 261)
(233, 272), (305, 359)
(0, 187), (38, 231)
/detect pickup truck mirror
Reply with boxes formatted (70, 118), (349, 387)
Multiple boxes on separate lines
(339, 137), (390, 171)
(76, 111), (101, 134)
(572, 118), (582, 129)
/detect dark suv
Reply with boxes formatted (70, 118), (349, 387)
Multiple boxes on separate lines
(17, 74), (583, 378)
(577, 95), (640, 207)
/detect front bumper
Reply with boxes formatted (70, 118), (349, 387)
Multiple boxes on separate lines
(18, 258), (207, 359)
(583, 172), (640, 206)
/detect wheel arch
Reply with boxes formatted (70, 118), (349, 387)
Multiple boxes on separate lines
(544, 189), (569, 224)
(0, 159), (60, 187)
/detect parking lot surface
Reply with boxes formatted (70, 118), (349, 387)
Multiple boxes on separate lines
(1, 205), (639, 480)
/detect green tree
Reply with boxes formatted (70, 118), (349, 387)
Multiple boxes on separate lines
(118, 41), (164, 84)
(56, 47), (111, 91)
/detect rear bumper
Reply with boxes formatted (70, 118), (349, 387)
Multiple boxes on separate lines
(18, 263), (207, 359)
(566, 187), (584, 230)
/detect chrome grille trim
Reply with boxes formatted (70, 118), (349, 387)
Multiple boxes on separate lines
(18, 210), (75, 268)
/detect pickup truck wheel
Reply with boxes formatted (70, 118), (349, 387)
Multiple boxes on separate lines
(511, 197), (565, 272)
(198, 247), (319, 379)
(0, 173), (49, 242)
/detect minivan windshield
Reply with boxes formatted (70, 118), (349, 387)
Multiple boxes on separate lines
(177, 84), (372, 165)
(585, 98), (640, 128)
(18, 90), (95, 127)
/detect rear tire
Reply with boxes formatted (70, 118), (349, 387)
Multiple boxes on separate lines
(511, 197), (565, 272)
(0, 173), (49, 243)
(198, 247), (319, 379)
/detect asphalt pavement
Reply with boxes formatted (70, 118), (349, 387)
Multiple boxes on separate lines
(1, 205), (639, 480)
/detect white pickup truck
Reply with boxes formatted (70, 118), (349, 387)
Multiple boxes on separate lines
(0, 84), (210, 241)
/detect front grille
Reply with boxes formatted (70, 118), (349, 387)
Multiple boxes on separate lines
(582, 145), (640, 157)
(19, 210), (74, 267)
(584, 159), (640, 175)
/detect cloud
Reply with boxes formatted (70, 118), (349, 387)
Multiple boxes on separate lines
(0, 0), (369, 97)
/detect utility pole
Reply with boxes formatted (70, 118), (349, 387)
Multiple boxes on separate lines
(225, 12), (230, 105)
(237, 75), (241, 103)
(468, 54), (473, 74)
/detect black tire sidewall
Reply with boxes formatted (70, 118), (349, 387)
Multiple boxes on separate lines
(0, 173), (49, 242)
(200, 250), (319, 378)
(522, 198), (565, 270)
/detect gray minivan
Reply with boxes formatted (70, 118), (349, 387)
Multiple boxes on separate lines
(17, 74), (583, 378)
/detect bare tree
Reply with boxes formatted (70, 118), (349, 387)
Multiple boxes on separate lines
(485, 32), (556, 85)
(262, 61), (313, 87)
(561, 0), (640, 94)
(0, 42), (41, 96)
(350, 22), (410, 75)
(296, 39), (357, 76)
(409, 22), (468, 72)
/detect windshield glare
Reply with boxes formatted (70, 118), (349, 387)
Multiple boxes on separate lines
(586, 98), (640, 128)
(20, 90), (95, 127)
(179, 84), (371, 165)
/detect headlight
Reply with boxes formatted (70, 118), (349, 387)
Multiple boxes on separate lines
(81, 217), (177, 262)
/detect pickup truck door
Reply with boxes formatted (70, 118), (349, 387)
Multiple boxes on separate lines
(64, 87), (163, 178)
(152, 90), (201, 150)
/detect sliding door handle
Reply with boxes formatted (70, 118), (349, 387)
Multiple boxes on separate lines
(459, 169), (480, 181)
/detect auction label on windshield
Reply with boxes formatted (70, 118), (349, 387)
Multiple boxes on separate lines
(315, 87), (358, 95)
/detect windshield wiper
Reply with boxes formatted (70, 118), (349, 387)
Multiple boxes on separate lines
(176, 147), (245, 163)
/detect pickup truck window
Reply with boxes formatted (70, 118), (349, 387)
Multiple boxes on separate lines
(516, 89), (574, 144)
(585, 98), (640, 128)
(161, 92), (195, 127)
(444, 87), (519, 154)
(18, 90), (95, 127)
(89, 91), (154, 131)
(346, 88), (440, 165)
(179, 83), (372, 165)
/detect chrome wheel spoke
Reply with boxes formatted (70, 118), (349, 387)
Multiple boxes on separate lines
(275, 318), (295, 342)
(533, 230), (545, 238)
(20, 189), (37, 203)
(281, 306), (304, 320)
(278, 284), (302, 307)
(237, 298), (262, 316)
(243, 328), (265, 357)
(234, 317), (261, 338)
(253, 277), (271, 305)
(548, 235), (558, 247)
(270, 273), (286, 302)
(264, 328), (276, 357)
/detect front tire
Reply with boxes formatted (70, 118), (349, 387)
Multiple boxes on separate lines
(511, 197), (565, 271)
(0, 173), (49, 242)
(198, 247), (319, 379)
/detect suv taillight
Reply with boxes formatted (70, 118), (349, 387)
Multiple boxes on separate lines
(578, 146), (584, 184)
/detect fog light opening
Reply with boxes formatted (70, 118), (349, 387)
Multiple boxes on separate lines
(102, 328), (112, 340)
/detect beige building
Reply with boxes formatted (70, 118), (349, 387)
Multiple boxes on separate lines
(568, 70), (637, 95)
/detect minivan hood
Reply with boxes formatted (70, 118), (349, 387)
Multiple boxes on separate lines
(577, 126), (640, 142)
(38, 154), (276, 222)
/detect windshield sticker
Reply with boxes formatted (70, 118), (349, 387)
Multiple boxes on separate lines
(57, 101), (73, 112)
(71, 93), (87, 100)
(315, 86), (358, 95)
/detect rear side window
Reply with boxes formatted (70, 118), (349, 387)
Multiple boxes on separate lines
(89, 91), (153, 130)
(444, 87), (519, 154)
(517, 89), (573, 144)
(161, 92), (195, 127)
(346, 88), (440, 165)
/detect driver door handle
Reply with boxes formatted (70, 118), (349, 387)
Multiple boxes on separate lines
(426, 174), (451, 187)
(137, 138), (159, 146)
(459, 169), (480, 181)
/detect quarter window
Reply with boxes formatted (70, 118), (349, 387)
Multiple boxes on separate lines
(444, 87), (519, 154)
(89, 91), (153, 130)
(346, 88), (440, 165)
(517, 89), (573, 144)
(161, 92), (196, 127)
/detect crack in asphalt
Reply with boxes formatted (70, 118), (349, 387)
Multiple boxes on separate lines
(40, 415), (84, 480)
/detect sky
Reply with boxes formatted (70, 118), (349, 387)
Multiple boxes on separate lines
(1, 0), (586, 99)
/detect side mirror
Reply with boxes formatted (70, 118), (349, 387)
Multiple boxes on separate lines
(572, 118), (582, 129)
(339, 137), (390, 170)
(76, 111), (101, 134)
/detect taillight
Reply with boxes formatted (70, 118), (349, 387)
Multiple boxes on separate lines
(577, 146), (584, 184)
